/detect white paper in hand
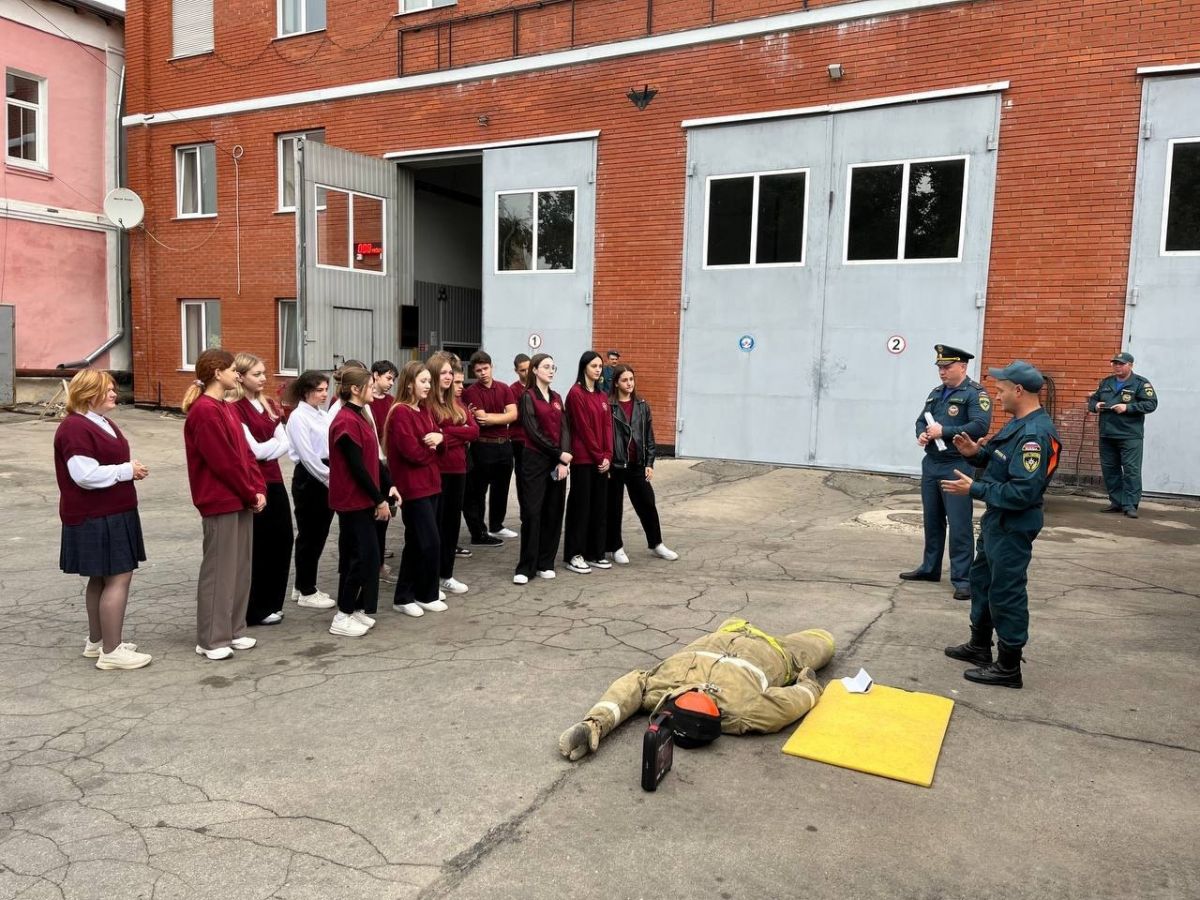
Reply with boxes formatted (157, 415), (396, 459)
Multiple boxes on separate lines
(923, 412), (947, 452)
(840, 668), (874, 694)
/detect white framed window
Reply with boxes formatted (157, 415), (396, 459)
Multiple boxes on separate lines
(1161, 138), (1200, 256)
(703, 169), (808, 268)
(6, 70), (46, 169)
(495, 187), (576, 273)
(181, 300), (221, 368)
(278, 0), (326, 38)
(176, 143), (217, 218)
(400, 0), (456, 14)
(277, 129), (325, 211)
(172, 0), (214, 58)
(278, 299), (300, 374)
(843, 155), (969, 264)
(315, 185), (386, 275)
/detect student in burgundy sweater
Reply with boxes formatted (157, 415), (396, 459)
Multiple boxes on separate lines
(232, 352), (294, 626)
(327, 366), (398, 638)
(563, 351), (613, 574)
(182, 349), (267, 661)
(514, 354), (573, 584)
(510, 353), (531, 520)
(54, 369), (152, 671)
(426, 352), (478, 595)
(385, 360), (446, 616)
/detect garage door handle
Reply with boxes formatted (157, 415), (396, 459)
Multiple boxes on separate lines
(585, 291), (591, 306)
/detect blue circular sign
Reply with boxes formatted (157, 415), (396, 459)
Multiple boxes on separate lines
(738, 334), (756, 352)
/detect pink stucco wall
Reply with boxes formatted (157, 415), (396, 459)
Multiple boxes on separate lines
(0, 14), (117, 368)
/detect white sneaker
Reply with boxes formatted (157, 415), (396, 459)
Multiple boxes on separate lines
(513, 574), (529, 585)
(588, 558), (613, 569)
(566, 556), (592, 574)
(441, 577), (468, 594)
(417, 599), (449, 612)
(84, 638), (138, 659)
(329, 612), (369, 637)
(296, 590), (335, 609)
(489, 527), (518, 539)
(259, 612), (283, 625)
(95, 642), (152, 670)
(439, 589), (447, 601)
(537, 570), (556, 579)
(610, 548), (630, 565)
(351, 610), (376, 629)
(230, 636), (257, 650)
(394, 602), (424, 617)
(195, 645), (234, 660)
(653, 544), (679, 561)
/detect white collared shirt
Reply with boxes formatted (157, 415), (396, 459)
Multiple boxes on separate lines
(285, 400), (330, 486)
(241, 398), (290, 462)
(66, 411), (133, 489)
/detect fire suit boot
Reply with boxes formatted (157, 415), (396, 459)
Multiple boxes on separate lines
(559, 669), (649, 760)
(558, 720), (601, 762)
(963, 641), (1023, 689)
(944, 625), (994, 667)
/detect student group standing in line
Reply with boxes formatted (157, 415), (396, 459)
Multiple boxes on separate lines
(52, 346), (677, 670)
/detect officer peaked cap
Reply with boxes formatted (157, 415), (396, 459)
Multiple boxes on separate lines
(988, 360), (1044, 392)
(935, 344), (974, 364)
(1111, 351), (1134, 364)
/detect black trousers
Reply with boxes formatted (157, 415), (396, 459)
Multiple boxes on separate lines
(564, 463), (608, 563)
(517, 454), (567, 577)
(463, 441), (513, 538)
(376, 461), (391, 562)
(395, 494), (441, 605)
(336, 507), (380, 615)
(248, 481), (294, 624)
(605, 465), (663, 552)
(438, 472), (466, 579)
(512, 441), (527, 520)
(291, 464), (334, 596)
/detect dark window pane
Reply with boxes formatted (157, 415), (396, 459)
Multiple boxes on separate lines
(847, 164), (903, 261)
(306, 0), (326, 31)
(497, 192), (533, 271)
(7, 104), (36, 161)
(537, 189), (575, 270)
(1165, 142), (1200, 252)
(6, 74), (38, 104)
(706, 177), (753, 265)
(905, 159), (966, 259)
(756, 172), (806, 264)
(352, 194), (384, 272)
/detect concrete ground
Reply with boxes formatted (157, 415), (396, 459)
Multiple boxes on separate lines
(0, 407), (1197, 900)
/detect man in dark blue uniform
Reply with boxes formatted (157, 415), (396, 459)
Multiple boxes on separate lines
(940, 361), (1062, 689)
(900, 345), (992, 601)
(1087, 351), (1157, 518)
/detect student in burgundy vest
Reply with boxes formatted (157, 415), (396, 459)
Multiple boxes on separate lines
(182, 349), (267, 661)
(514, 353), (573, 584)
(385, 360), (446, 617)
(563, 351), (614, 574)
(327, 366), (397, 638)
(510, 353), (531, 520)
(53, 369), (152, 671)
(425, 352), (478, 596)
(231, 352), (294, 627)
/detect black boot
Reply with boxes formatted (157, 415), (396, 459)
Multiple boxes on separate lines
(944, 625), (993, 666)
(964, 642), (1023, 688)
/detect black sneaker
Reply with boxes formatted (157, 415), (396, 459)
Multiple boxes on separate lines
(471, 535), (504, 547)
(455, 546), (472, 558)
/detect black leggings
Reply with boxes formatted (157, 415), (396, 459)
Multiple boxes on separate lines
(336, 507), (380, 615)
(606, 465), (663, 551)
(395, 494), (441, 605)
(248, 481), (294, 623)
(291, 464), (333, 595)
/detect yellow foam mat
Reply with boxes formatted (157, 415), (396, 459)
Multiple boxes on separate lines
(781, 681), (954, 787)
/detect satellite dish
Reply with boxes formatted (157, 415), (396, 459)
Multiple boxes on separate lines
(103, 188), (145, 230)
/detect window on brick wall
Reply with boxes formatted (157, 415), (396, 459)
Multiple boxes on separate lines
(181, 300), (221, 368)
(278, 129), (325, 211)
(496, 188), (576, 273)
(6, 70), (46, 169)
(704, 170), (807, 267)
(172, 0), (213, 58)
(401, 0), (456, 13)
(845, 156), (967, 263)
(278, 300), (299, 374)
(315, 185), (386, 274)
(1163, 139), (1200, 254)
(279, 0), (326, 38)
(176, 143), (217, 217)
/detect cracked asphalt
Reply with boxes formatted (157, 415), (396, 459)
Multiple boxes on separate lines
(1, 408), (1197, 900)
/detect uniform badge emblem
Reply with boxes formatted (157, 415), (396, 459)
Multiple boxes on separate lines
(1121, 392), (1132, 403)
(978, 396), (991, 412)
(948, 405), (959, 416)
(1021, 440), (1042, 473)
(1144, 385), (1154, 397)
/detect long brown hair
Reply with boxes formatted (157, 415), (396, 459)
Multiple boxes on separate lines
(424, 352), (465, 425)
(182, 349), (234, 414)
(607, 363), (640, 405)
(382, 360), (430, 454)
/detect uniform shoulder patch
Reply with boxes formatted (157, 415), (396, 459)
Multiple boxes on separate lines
(1021, 441), (1042, 473)
(978, 395), (991, 412)
(1144, 384), (1154, 397)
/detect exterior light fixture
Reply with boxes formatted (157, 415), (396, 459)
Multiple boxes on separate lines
(477, 114), (490, 126)
(827, 63), (844, 80)
(627, 84), (658, 110)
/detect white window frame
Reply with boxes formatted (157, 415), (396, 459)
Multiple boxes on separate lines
(494, 186), (578, 275)
(702, 168), (809, 269)
(175, 143), (217, 218)
(842, 154), (970, 265)
(5, 69), (47, 171)
(277, 0), (326, 38)
(277, 129), (324, 212)
(278, 299), (300, 375)
(1160, 137), (1200, 257)
(314, 184), (388, 276)
(399, 0), (457, 15)
(180, 300), (220, 369)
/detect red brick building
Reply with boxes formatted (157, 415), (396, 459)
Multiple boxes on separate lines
(124, 0), (1200, 494)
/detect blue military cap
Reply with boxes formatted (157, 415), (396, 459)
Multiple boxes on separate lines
(934, 344), (974, 365)
(1111, 351), (1134, 364)
(988, 360), (1044, 391)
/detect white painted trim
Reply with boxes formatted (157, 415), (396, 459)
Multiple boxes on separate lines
(385, 130), (600, 160)
(0, 196), (116, 232)
(124, 0), (973, 127)
(682, 81), (1010, 129)
(1137, 64), (1200, 76)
